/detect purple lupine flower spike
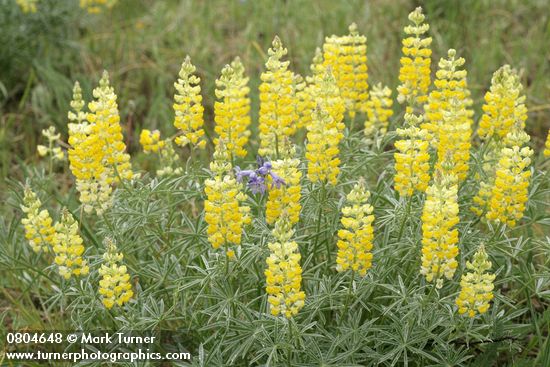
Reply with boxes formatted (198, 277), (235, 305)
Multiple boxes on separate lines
(269, 171), (286, 188)
(248, 174), (266, 194)
(237, 157), (284, 194)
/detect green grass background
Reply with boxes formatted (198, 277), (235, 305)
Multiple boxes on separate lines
(1, 0), (549, 185)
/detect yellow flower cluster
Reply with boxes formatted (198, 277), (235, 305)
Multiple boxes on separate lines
(266, 158), (302, 225)
(204, 147), (250, 254)
(258, 36), (297, 158)
(16, 0), (38, 13)
(98, 239), (133, 309)
(423, 50), (471, 142)
(214, 57), (251, 159)
(306, 106), (344, 186)
(393, 114), (430, 197)
(67, 82), (110, 214)
(364, 83), (393, 137)
(67, 73), (132, 215)
(456, 245), (495, 317)
(139, 129), (164, 153)
(420, 173), (459, 288)
(305, 71), (345, 185)
(310, 70), (346, 127)
(80, 0), (117, 14)
(545, 130), (550, 157)
(486, 130), (533, 227)
(478, 65), (527, 141)
(156, 140), (183, 176)
(52, 209), (89, 280)
(291, 73), (308, 129)
(88, 71), (133, 182)
(300, 48), (326, 129)
(336, 181), (374, 276)
(471, 141), (501, 217)
(323, 23), (369, 118)
(37, 126), (65, 161)
(397, 7), (432, 110)
(20, 188), (55, 253)
(173, 56), (206, 149)
(423, 50), (474, 182)
(265, 218), (305, 318)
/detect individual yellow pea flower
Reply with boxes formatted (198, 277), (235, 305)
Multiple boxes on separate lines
(544, 129), (550, 157)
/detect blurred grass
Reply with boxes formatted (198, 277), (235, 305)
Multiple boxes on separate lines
(1, 0), (549, 187)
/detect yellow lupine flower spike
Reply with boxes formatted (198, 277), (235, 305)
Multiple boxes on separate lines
(336, 181), (375, 276)
(98, 239), (134, 309)
(323, 23), (369, 118)
(393, 114), (431, 197)
(265, 218), (305, 318)
(204, 146), (250, 253)
(456, 245), (495, 317)
(214, 57), (252, 159)
(478, 65), (527, 141)
(422, 49), (473, 147)
(306, 104), (345, 186)
(139, 129), (165, 153)
(364, 83), (393, 138)
(20, 187), (56, 253)
(52, 209), (90, 280)
(544, 129), (550, 157)
(67, 81), (111, 215)
(173, 56), (206, 149)
(291, 73), (308, 130)
(420, 172), (460, 288)
(266, 158), (302, 226)
(310, 70), (346, 126)
(470, 141), (501, 217)
(486, 129), (533, 227)
(300, 48), (326, 129)
(88, 71), (133, 182)
(258, 36), (297, 158)
(397, 7), (432, 111)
